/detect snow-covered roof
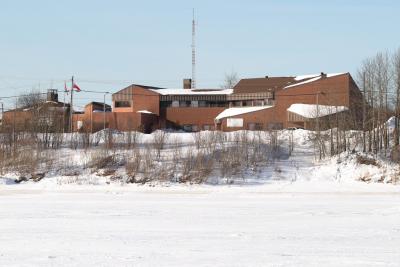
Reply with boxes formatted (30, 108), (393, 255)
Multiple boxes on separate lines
(294, 74), (320, 81)
(285, 73), (345, 89)
(287, 104), (348, 119)
(150, 88), (233, 95)
(215, 106), (273, 121)
(137, 110), (154, 114)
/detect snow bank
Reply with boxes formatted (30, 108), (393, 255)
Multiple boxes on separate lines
(310, 152), (399, 184)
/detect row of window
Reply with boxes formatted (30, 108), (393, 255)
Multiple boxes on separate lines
(114, 100), (274, 109)
(164, 99), (273, 108)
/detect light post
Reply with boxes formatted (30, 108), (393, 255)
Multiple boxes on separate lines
(0, 99), (3, 131)
(103, 92), (110, 132)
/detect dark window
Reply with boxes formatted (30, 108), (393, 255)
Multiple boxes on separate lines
(267, 123), (283, 130)
(248, 123), (263, 130)
(115, 101), (131, 108)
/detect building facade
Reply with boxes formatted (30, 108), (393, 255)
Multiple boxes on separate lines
(72, 72), (364, 133)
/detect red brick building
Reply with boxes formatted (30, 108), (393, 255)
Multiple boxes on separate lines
(73, 72), (363, 132)
(2, 90), (70, 132)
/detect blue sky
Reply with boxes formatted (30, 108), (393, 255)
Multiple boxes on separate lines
(0, 0), (399, 109)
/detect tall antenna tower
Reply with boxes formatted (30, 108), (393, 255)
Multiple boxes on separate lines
(191, 9), (196, 89)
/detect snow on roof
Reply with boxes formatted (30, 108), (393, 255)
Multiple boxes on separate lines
(294, 74), (320, 81)
(287, 104), (348, 119)
(285, 73), (346, 89)
(150, 88), (233, 95)
(215, 106), (273, 121)
(137, 110), (154, 114)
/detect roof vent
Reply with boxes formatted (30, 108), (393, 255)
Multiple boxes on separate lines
(321, 72), (327, 78)
(265, 76), (269, 79)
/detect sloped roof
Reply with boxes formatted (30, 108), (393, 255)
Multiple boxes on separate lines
(113, 84), (163, 96)
(233, 73), (347, 94)
(149, 88), (233, 95)
(284, 73), (346, 89)
(215, 106), (273, 121)
(233, 77), (296, 94)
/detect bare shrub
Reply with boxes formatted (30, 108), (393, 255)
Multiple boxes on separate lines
(80, 131), (91, 150)
(192, 131), (206, 150)
(152, 130), (169, 159)
(104, 129), (115, 150)
(70, 133), (80, 149)
(180, 149), (195, 183)
(180, 151), (213, 184)
(87, 151), (117, 170)
(90, 132), (101, 147)
(204, 131), (218, 154)
(125, 148), (142, 182)
(218, 146), (243, 184)
(356, 155), (379, 166)
(125, 131), (141, 149)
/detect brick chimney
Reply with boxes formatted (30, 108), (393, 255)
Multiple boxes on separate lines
(47, 89), (58, 102)
(183, 78), (192, 89)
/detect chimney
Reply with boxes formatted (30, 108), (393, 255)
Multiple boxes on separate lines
(265, 76), (269, 79)
(321, 72), (327, 78)
(47, 89), (58, 102)
(183, 78), (192, 89)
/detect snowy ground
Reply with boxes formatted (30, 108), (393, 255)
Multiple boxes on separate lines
(1, 129), (400, 266)
(1, 184), (400, 267)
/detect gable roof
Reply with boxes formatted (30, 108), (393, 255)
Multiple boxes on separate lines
(233, 77), (296, 94)
(233, 73), (348, 94)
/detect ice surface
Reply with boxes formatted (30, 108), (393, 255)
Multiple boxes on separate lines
(0, 184), (399, 267)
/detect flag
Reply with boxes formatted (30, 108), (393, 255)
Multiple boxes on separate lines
(73, 83), (81, 92)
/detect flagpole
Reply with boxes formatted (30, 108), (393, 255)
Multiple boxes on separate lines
(63, 86), (66, 134)
(70, 76), (74, 133)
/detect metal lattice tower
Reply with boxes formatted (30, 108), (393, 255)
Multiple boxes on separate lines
(191, 9), (196, 89)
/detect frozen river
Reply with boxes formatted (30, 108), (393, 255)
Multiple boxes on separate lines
(1, 185), (399, 266)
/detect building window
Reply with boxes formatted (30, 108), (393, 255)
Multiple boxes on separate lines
(191, 100), (199, 107)
(227, 118), (244, 128)
(248, 123), (263, 130)
(203, 125), (212, 130)
(253, 100), (264, 106)
(115, 101), (131, 108)
(183, 125), (192, 132)
(198, 101), (207, 107)
(267, 123), (283, 130)
(172, 101), (179, 107)
(180, 101), (191, 107)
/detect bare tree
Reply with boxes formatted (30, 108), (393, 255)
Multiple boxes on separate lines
(220, 71), (239, 89)
(17, 90), (43, 109)
(393, 47), (400, 146)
